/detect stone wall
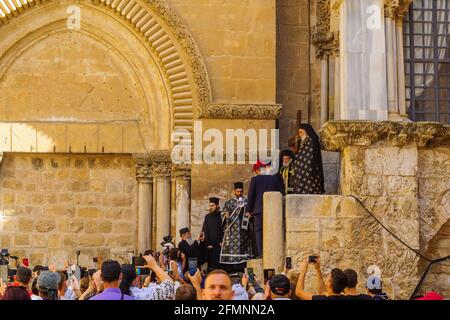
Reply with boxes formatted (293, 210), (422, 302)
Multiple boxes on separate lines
(0, 153), (137, 268)
(277, 0), (323, 149)
(285, 195), (419, 299)
(421, 220), (450, 297)
(168, 0), (276, 104)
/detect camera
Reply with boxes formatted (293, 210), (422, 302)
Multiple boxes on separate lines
(308, 255), (318, 263)
(160, 235), (175, 259)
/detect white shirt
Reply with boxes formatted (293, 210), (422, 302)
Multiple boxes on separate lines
(129, 280), (175, 300)
(31, 294), (43, 300)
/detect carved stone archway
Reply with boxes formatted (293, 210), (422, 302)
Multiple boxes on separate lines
(0, 0), (213, 136)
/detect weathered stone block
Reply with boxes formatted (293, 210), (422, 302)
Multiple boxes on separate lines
(387, 176), (417, 196)
(78, 207), (102, 218)
(112, 222), (134, 234)
(35, 219), (56, 233)
(14, 235), (30, 246)
(79, 235), (104, 247)
(17, 218), (34, 233)
(98, 221), (112, 233)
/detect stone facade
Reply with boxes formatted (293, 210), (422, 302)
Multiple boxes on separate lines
(0, 154), (137, 268)
(285, 195), (419, 299)
(277, 0), (323, 149)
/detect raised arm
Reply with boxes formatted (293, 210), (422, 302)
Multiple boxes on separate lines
(313, 256), (326, 295)
(144, 255), (173, 284)
(295, 255), (314, 300)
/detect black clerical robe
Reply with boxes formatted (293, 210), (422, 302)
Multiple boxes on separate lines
(178, 239), (201, 273)
(201, 210), (224, 270)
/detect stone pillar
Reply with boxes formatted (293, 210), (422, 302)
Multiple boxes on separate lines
(384, 11), (400, 120)
(396, 21), (408, 119)
(151, 151), (172, 251)
(173, 164), (191, 245)
(338, 0), (388, 120)
(263, 192), (284, 273)
(133, 154), (153, 254)
(320, 59), (329, 126)
(396, 1), (413, 120)
(334, 56), (341, 120)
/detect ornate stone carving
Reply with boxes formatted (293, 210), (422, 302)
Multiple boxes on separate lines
(319, 121), (450, 151)
(312, 0), (339, 59)
(0, 0), (213, 127)
(145, 0), (212, 114)
(149, 150), (172, 178)
(133, 154), (153, 183)
(384, 0), (400, 19)
(172, 164), (191, 180)
(201, 104), (282, 120)
(396, 0), (413, 19)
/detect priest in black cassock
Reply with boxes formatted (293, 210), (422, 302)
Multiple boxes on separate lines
(201, 197), (224, 272)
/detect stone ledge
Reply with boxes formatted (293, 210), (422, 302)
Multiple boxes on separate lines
(200, 104), (282, 120)
(319, 121), (450, 151)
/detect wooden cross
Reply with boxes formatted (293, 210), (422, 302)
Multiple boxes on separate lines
(288, 110), (302, 153)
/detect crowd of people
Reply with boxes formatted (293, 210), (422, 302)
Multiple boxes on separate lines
(0, 252), (444, 300)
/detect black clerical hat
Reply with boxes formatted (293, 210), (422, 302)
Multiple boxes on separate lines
(209, 197), (220, 205)
(280, 149), (295, 159)
(234, 182), (244, 189)
(179, 227), (190, 236)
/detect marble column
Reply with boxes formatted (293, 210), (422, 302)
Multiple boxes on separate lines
(173, 164), (191, 245)
(396, 20), (408, 119)
(338, 0), (388, 120)
(263, 192), (284, 273)
(385, 15), (400, 119)
(395, 0), (413, 120)
(334, 56), (341, 120)
(151, 151), (172, 251)
(320, 59), (329, 126)
(133, 154), (153, 254)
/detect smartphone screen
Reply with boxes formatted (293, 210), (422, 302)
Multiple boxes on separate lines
(246, 268), (255, 283)
(135, 267), (150, 276)
(188, 258), (197, 276)
(285, 257), (292, 269)
(263, 268), (275, 284)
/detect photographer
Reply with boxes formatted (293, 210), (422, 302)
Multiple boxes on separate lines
(295, 254), (348, 300)
(122, 254), (175, 300)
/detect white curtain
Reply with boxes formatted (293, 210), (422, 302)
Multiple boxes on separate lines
(406, 0), (448, 102)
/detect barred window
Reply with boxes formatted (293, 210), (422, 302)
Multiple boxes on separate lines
(404, 0), (450, 123)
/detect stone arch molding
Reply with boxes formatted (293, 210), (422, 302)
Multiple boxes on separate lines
(0, 0), (213, 137)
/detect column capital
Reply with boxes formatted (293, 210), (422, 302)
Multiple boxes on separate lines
(172, 164), (191, 180)
(384, 0), (400, 19)
(396, 0), (413, 20)
(149, 150), (172, 179)
(133, 154), (153, 183)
